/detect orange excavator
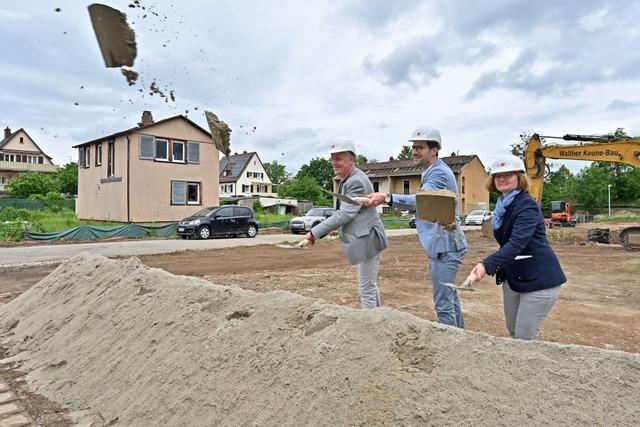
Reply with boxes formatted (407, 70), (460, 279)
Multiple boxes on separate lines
(524, 133), (640, 249)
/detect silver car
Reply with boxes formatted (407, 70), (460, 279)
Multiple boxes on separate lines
(289, 207), (336, 234)
(464, 210), (492, 226)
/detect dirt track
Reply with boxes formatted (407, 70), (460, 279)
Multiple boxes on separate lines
(2, 224), (639, 353)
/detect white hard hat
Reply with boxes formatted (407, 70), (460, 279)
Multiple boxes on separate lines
(489, 156), (526, 175)
(409, 126), (441, 149)
(328, 140), (356, 156)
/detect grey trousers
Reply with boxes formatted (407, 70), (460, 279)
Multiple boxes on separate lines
(502, 281), (561, 340)
(356, 253), (381, 309)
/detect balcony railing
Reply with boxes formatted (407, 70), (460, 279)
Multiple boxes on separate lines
(0, 161), (59, 173)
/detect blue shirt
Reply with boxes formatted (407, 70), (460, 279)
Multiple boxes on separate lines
(392, 158), (467, 257)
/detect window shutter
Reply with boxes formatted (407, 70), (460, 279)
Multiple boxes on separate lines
(171, 180), (186, 205)
(79, 148), (85, 167)
(139, 135), (155, 160)
(187, 141), (200, 164)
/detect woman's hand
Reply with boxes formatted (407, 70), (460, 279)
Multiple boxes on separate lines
(470, 263), (486, 280)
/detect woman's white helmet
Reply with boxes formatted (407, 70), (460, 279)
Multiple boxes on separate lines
(489, 156), (526, 175)
(409, 126), (441, 149)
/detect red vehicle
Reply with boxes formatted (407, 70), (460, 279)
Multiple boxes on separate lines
(548, 200), (576, 227)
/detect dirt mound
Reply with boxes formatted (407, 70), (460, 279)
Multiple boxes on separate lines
(0, 253), (638, 426)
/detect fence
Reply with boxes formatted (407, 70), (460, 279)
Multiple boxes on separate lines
(0, 198), (76, 211)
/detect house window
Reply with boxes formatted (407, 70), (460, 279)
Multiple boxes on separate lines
(172, 140), (185, 162)
(96, 144), (102, 166)
(84, 147), (90, 168)
(242, 184), (250, 193)
(107, 141), (115, 177)
(373, 182), (379, 192)
(0, 177), (6, 184)
(403, 180), (410, 195)
(19, 137), (23, 143)
(187, 182), (201, 205)
(38, 156), (43, 164)
(155, 139), (168, 161)
(462, 177), (466, 194)
(247, 172), (251, 178)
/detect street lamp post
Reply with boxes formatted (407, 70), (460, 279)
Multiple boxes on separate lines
(608, 184), (612, 218)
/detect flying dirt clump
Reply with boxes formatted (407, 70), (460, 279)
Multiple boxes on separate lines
(0, 253), (638, 426)
(205, 111), (231, 156)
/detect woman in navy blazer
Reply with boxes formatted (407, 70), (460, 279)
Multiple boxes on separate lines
(470, 156), (566, 340)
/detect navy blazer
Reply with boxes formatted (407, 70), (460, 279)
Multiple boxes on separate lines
(483, 191), (566, 292)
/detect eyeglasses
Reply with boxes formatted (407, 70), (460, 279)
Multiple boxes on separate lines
(411, 145), (428, 151)
(494, 172), (517, 180)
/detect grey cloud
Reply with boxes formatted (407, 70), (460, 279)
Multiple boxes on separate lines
(607, 100), (640, 112)
(338, 0), (424, 28)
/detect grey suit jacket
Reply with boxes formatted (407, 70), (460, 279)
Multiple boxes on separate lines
(311, 167), (388, 265)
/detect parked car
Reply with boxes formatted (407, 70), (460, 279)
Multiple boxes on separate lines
(464, 209), (492, 226)
(177, 206), (259, 239)
(289, 207), (336, 234)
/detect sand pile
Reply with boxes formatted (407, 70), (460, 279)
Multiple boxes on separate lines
(0, 253), (638, 426)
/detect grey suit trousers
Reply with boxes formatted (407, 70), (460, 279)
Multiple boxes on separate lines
(356, 253), (381, 309)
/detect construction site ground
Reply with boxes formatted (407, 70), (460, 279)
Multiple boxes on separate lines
(2, 223), (638, 353)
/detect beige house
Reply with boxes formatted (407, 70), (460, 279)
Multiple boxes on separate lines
(73, 111), (219, 222)
(0, 127), (57, 192)
(358, 154), (490, 214)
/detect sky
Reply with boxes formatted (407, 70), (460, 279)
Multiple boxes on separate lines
(2, 0), (640, 175)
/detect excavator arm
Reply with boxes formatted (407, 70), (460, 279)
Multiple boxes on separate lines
(525, 133), (640, 203)
(524, 133), (640, 249)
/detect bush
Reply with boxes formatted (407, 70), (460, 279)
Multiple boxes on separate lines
(0, 221), (28, 242)
(0, 207), (32, 222)
(31, 192), (66, 212)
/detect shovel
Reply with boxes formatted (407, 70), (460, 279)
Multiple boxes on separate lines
(275, 239), (309, 250)
(441, 272), (478, 291)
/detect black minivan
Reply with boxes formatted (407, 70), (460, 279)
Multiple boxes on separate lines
(177, 206), (259, 239)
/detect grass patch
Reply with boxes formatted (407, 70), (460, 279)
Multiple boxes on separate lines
(593, 213), (640, 223)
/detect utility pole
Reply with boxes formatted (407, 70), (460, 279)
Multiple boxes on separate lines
(607, 184), (612, 218)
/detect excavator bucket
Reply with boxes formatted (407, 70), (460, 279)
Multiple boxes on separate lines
(619, 227), (640, 250)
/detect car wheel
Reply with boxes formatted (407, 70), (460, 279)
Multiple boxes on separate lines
(290, 230), (300, 235)
(246, 224), (258, 238)
(198, 226), (211, 239)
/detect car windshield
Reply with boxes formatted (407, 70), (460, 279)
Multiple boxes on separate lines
(306, 208), (328, 216)
(192, 207), (218, 217)
(468, 210), (486, 216)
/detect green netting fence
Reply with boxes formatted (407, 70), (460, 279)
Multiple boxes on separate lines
(25, 223), (177, 242)
(0, 198), (75, 210)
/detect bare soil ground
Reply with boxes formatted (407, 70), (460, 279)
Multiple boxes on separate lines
(1, 224), (638, 353)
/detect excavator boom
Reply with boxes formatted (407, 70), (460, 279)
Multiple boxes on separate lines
(524, 133), (640, 249)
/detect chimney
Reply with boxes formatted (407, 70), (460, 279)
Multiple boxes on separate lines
(139, 111), (154, 126)
(4, 127), (10, 139)
(389, 156), (394, 161)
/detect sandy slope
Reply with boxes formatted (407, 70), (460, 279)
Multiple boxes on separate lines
(0, 253), (638, 426)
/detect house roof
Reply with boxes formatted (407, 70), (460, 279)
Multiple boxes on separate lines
(359, 155), (478, 178)
(0, 128), (54, 160)
(72, 115), (212, 148)
(219, 152), (257, 183)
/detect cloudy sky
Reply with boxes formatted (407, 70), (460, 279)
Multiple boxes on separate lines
(2, 0), (640, 174)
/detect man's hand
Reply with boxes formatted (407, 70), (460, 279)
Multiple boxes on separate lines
(367, 192), (388, 207)
(470, 263), (486, 280)
(304, 232), (315, 246)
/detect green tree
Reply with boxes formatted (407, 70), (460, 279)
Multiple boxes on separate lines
(355, 154), (368, 166)
(296, 157), (334, 191)
(510, 131), (534, 159)
(56, 162), (78, 194)
(263, 160), (290, 185)
(541, 165), (575, 211)
(5, 172), (60, 199)
(277, 176), (331, 205)
(572, 164), (610, 211)
(397, 145), (412, 160)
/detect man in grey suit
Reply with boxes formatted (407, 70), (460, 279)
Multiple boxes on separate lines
(304, 141), (388, 309)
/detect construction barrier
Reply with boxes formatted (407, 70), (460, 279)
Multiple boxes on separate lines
(25, 223), (177, 242)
